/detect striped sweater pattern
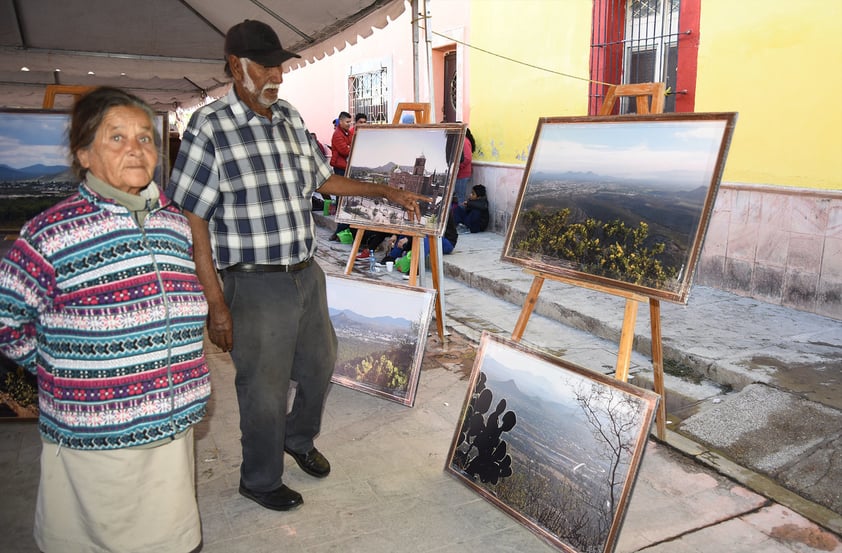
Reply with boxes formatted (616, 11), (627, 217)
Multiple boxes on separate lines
(0, 184), (211, 450)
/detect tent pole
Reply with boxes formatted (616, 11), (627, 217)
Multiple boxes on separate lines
(412, 0), (420, 102)
(422, 0), (436, 121)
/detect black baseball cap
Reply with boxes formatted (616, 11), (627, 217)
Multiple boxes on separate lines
(224, 20), (301, 66)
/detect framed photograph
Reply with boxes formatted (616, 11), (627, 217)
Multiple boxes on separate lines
(335, 123), (466, 236)
(325, 273), (436, 407)
(0, 108), (170, 230)
(502, 113), (737, 304)
(445, 333), (659, 553)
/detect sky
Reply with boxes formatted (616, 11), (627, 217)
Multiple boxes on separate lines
(325, 275), (433, 321)
(0, 112), (165, 170)
(529, 119), (729, 186)
(348, 127), (457, 173)
(479, 338), (631, 414)
(0, 112), (69, 169)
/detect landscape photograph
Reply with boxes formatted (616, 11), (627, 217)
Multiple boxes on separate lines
(325, 274), (436, 406)
(335, 124), (465, 236)
(0, 109), (169, 231)
(503, 113), (736, 304)
(446, 333), (658, 553)
(0, 110), (75, 230)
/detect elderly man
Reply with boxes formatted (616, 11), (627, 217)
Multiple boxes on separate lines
(167, 19), (428, 512)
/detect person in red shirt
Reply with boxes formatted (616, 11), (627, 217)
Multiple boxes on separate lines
(453, 127), (475, 205)
(330, 111), (352, 176)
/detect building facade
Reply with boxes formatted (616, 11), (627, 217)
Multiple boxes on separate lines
(281, 0), (842, 319)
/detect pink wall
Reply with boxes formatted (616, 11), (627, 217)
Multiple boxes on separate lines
(278, 1), (470, 140)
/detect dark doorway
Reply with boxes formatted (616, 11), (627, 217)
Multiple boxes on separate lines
(443, 51), (457, 122)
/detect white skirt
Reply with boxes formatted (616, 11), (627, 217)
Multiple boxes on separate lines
(35, 428), (201, 553)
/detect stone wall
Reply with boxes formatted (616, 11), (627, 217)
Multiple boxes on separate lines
(695, 184), (841, 319)
(472, 162), (842, 320)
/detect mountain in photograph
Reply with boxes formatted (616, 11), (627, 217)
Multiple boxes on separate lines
(531, 169), (602, 183)
(0, 164), (70, 181)
(479, 358), (597, 455)
(329, 307), (411, 334)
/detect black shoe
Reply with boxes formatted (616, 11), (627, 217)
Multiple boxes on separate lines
(239, 481), (303, 511)
(328, 233), (340, 242)
(285, 447), (331, 478)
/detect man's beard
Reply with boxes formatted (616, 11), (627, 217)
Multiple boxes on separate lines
(242, 59), (278, 108)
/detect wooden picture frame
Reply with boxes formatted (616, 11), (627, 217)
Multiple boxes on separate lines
(502, 113), (737, 304)
(335, 124), (466, 236)
(445, 333), (659, 553)
(325, 274), (436, 407)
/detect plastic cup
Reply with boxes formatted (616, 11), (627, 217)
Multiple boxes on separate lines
(322, 199), (332, 215)
(385, 261), (394, 272)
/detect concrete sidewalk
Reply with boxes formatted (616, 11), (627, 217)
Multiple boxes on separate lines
(2, 323), (839, 552)
(1, 222), (840, 552)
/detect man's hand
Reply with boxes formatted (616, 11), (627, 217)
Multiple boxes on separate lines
(385, 187), (432, 222)
(319, 175), (432, 222)
(207, 301), (234, 352)
(183, 210), (234, 352)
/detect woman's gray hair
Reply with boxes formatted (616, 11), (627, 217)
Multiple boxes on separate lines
(68, 87), (160, 180)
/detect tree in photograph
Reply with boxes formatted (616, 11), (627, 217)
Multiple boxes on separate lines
(573, 382), (644, 540)
(453, 371), (517, 484)
(514, 208), (677, 287)
(495, 456), (595, 550)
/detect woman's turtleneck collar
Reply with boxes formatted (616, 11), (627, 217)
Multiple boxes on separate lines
(85, 173), (160, 228)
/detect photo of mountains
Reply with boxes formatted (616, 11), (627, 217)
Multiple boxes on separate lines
(503, 114), (735, 304)
(325, 274), (436, 406)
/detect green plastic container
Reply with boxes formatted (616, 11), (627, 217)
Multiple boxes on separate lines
(337, 229), (354, 244)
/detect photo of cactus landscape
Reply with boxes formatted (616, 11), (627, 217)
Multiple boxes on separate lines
(447, 335), (657, 553)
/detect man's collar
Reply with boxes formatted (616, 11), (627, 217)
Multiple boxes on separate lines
(227, 87), (288, 124)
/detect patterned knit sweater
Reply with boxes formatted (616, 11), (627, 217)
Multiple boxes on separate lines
(0, 183), (211, 450)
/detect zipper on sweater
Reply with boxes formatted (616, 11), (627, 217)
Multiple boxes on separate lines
(140, 205), (177, 438)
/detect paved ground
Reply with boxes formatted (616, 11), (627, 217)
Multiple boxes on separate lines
(1, 221), (841, 552)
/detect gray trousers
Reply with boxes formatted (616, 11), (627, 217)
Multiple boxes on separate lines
(222, 262), (337, 492)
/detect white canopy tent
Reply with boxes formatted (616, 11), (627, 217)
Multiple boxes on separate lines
(0, 0), (408, 111)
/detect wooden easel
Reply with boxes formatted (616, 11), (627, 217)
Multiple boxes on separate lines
(512, 83), (668, 439)
(341, 103), (446, 340)
(42, 85), (94, 108)
(391, 102), (431, 125)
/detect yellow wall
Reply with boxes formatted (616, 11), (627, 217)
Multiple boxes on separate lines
(696, 1), (842, 189)
(468, 0), (593, 164)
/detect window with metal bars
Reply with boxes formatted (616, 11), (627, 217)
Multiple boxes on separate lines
(347, 68), (390, 124)
(589, 0), (699, 115)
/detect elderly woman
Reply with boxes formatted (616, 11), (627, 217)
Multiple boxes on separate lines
(0, 87), (210, 552)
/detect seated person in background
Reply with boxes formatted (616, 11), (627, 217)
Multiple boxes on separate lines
(381, 217), (458, 267)
(355, 230), (390, 258)
(452, 184), (489, 233)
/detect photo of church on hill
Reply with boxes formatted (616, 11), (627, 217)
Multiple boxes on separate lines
(336, 124), (466, 236)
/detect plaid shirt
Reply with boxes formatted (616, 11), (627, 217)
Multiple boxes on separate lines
(167, 88), (333, 268)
